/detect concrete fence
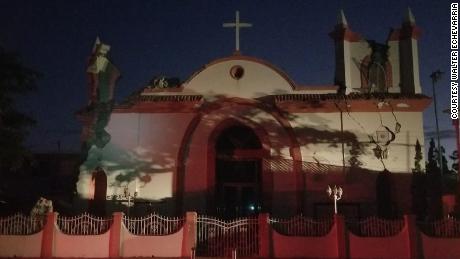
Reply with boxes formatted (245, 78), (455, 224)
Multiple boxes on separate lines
(1, 212), (460, 258)
(0, 212), (192, 258)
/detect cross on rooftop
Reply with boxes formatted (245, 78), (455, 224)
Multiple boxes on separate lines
(223, 11), (252, 53)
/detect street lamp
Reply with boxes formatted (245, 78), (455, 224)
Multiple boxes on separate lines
(327, 185), (343, 214)
(430, 70), (444, 180)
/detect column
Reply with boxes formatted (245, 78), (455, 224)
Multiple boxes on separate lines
(404, 214), (420, 259)
(182, 211), (197, 257)
(334, 214), (347, 259)
(41, 212), (57, 258)
(258, 213), (270, 257)
(109, 212), (123, 258)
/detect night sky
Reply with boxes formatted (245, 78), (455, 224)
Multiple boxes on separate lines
(0, 0), (455, 159)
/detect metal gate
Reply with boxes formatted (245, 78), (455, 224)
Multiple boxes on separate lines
(196, 215), (259, 257)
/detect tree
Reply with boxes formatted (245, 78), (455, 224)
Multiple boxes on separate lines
(411, 140), (427, 219)
(413, 139), (423, 173)
(442, 147), (457, 194)
(426, 138), (439, 173)
(436, 146), (450, 176)
(425, 138), (443, 218)
(0, 46), (39, 172)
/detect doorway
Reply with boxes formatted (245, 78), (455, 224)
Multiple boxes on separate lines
(214, 125), (262, 218)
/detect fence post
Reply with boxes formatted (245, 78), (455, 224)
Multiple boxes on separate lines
(334, 214), (347, 259)
(258, 213), (270, 258)
(404, 214), (420, 259)
(182, 211), (197, 257)
(109, 212), (123, 258)
(41, 212), (57, 258)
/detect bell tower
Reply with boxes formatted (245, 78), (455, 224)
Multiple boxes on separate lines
(330, 9), (422, 94)
(329, 10), (367, 94)
(388, 8), (422, 94)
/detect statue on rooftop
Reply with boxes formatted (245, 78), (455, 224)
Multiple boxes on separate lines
(80, 37), (121, 151)
(86, 37), (120, 105)
(148, 76), (180, 89)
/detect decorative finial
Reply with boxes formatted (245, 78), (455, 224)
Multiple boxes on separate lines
(223, 11), (252, 53)
(92, 36), (101, 53)
(404, 7), (416, 25)
(338, 9), (348, 27)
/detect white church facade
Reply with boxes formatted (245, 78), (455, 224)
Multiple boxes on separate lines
(75, 10), (430, 218)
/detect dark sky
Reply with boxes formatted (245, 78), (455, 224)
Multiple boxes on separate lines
(0, 0), (455, 158)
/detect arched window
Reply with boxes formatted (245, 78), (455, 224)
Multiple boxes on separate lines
(360, 56), (392, 93)
(368, 63), (387, 93)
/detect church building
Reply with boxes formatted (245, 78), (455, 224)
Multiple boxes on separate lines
(76, 10), (431, 218)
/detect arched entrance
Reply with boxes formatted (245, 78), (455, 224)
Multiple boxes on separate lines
(214, 125), (263, 217)
(180, 99), (301, 216)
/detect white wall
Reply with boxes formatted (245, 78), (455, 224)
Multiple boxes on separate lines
(149, 57), (327, 99)
(172, 59), (294, 99)
(77, 112), (195, 201)
(388, 40), (401, 92)
(291, 111), (425, 173)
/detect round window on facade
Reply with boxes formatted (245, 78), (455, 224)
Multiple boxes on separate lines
(230, 65), (244, 80)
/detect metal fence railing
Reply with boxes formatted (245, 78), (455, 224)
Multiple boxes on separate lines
(0, 213), (45, 235)
(56, 213), (112, 235)
(418, 218), (460, 238)
(346, 216), (404, 237)
(7, 211), (460, 241)
(122, 213), (184, 235)
(196, 215), (259, 257)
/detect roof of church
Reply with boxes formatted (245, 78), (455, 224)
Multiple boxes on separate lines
(273, 92), (430, 101)
(119, 92), (429, 104)
(111, 90), (430, 113)
(109, 44), (431, 112)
